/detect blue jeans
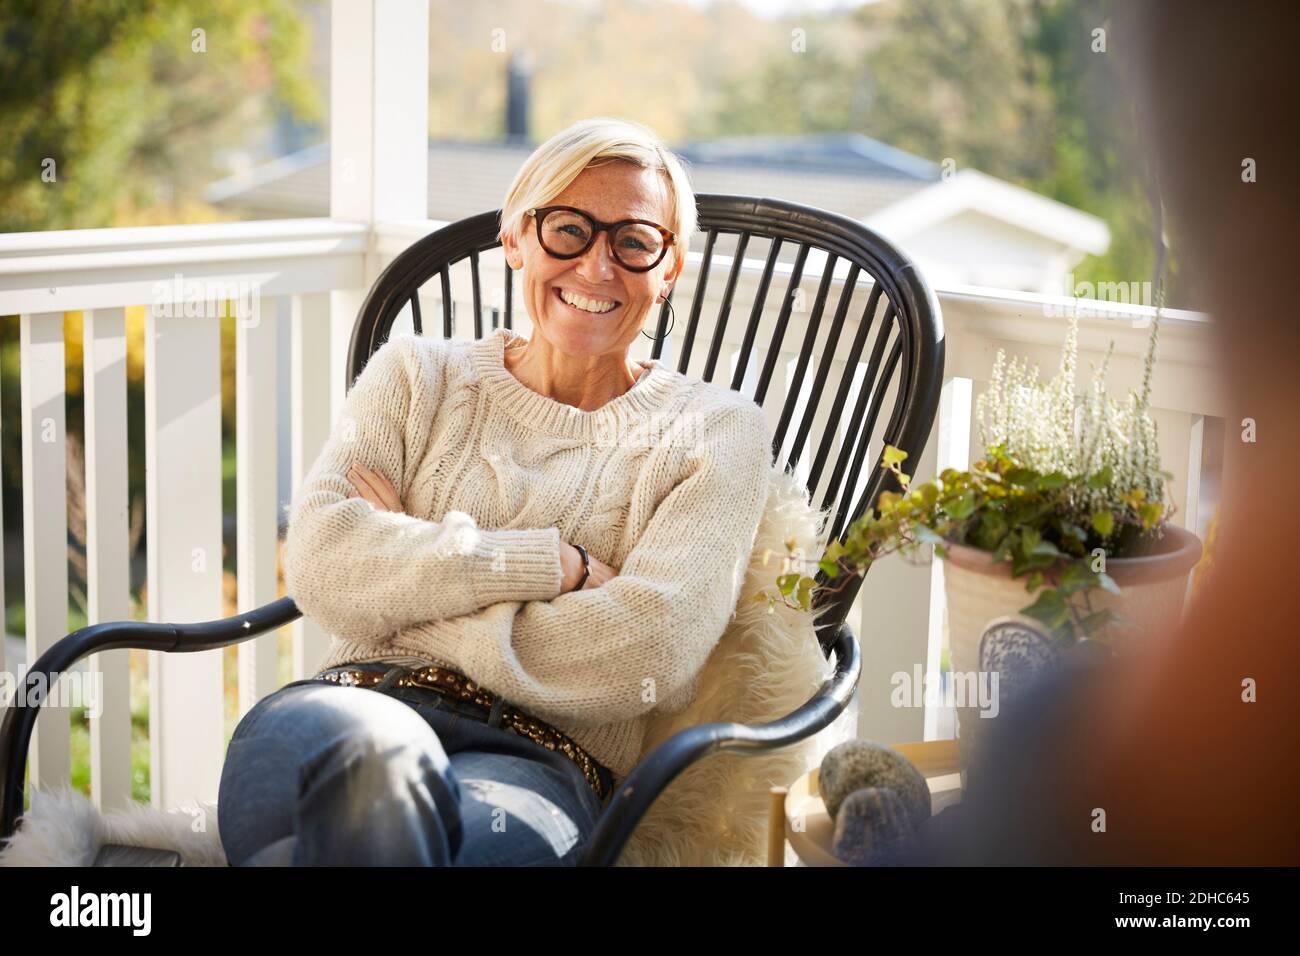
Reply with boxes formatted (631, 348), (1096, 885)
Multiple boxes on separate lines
(217, 662), (614, 866)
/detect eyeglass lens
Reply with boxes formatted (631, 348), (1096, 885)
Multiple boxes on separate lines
(539, 210), (664, 269)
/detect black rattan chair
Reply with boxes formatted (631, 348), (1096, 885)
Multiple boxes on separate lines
(0, 194), (944, 865)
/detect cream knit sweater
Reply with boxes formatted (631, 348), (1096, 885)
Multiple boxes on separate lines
(282, 326), (772, 784)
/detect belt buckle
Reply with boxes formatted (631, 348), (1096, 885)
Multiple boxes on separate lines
(314, 666), (360, 687)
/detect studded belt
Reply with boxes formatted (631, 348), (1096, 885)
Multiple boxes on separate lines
(313, 663), (610, 803)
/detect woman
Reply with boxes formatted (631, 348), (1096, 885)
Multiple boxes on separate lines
(217, 116), (773, 866)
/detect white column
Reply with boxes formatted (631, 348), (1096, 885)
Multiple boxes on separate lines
(290, 293), (334, 679)
(83, 308), (134, 814)
(20, 313), (71, 789)
(145, 308), (224, 810)
(329, 0), (430, 413)
(925, 375), (972, 741)
(855, 405), (940, 747)
(236, 296), (283, 713)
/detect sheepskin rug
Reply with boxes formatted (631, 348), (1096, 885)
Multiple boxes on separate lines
(0, 462), (856, 867)
(0, 785), (224, 867)
(616, 462), (854, 866)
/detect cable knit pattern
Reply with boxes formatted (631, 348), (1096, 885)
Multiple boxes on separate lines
(283, 326), (773, 784)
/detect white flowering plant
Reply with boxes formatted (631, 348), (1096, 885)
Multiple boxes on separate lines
(766, 311), (1175, 646)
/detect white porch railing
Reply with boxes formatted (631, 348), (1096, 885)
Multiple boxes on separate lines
(0, 218), (367, 813)
(0, 215), (1220, 817)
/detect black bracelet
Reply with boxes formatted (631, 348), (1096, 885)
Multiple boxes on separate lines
(571, 543), (591, 592)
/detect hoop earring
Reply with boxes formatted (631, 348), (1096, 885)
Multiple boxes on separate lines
(641, 296), (675, 342)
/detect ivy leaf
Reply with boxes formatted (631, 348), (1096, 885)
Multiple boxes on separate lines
(916, 482), (940, 508)
(796, 577), (815, 608)
(1087, 465), (1113, 489)
(1050, 619), (1079, 645)
(913, 525), (946, 545)
(1080, 608), (1117, 636)
(969, 511), (1009, 551)
(1096, 571), (1121, 595)
(882, 445), (909, 468)
(1058, 562), (1098, 594)
(1058, 520), (1088, 542)
(1037, 471), (1068, 490)
(945, 490), (977, 521)
(1004, 466), (1039, 487)
(1020, 587), (1071, 628)
(1091, 510), (1115, 537)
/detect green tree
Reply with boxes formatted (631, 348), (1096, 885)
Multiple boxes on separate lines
(1024, 0), (1178, 301)
(0, 0), (321, 231)
(697, 0), (1181, 303)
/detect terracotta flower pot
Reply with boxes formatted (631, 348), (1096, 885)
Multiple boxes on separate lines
(940, 523), (1203, 770)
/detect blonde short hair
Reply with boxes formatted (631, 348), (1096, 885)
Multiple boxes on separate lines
(498, 116), (696, 270)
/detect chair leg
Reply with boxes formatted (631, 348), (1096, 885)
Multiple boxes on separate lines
(766, 786), (788, 867)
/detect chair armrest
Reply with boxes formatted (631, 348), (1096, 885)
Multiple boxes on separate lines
(578, 619), (861, 866)
(1, 597), (302, 843)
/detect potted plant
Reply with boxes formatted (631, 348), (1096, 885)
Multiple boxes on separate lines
(763, 309), (1203, 765)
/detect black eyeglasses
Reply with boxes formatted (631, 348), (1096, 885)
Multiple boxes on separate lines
(526, 205), (676, 272)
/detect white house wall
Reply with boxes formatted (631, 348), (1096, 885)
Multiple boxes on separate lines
(882, 208), (1086, 293)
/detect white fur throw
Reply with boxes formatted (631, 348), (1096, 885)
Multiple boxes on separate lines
(0, 463), (855, 867)
(616, 462), (854, 865)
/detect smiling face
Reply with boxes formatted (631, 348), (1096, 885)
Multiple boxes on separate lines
(502, 160), (685, 359)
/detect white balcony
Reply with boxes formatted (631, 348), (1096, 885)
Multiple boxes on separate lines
(0, 0), (1221, 822)
(0, 210), (1219, 815)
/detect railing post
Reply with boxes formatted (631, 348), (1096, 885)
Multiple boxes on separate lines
(854, 399), (939, 747)
(19, 313), (71, 790)
(145, 308), (224, 810)
(925, 374), (972, 741)
(290, 293), (334, 679)
(236, 296), (283, 712)
(83, 307), (134, 814)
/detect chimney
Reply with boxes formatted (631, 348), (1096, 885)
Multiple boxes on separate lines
(505, 51), (532, 144)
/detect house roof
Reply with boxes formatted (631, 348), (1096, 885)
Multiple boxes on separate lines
(674, 130), (941, 180)
(206, 133), (937, 224)
(205, 132), (1107, 257)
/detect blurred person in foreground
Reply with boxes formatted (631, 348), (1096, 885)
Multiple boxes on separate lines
(912, 0), (1299, 866)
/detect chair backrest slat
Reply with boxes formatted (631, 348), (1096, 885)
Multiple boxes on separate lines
(772, 257), (850, 460)
(504, 257), (514, 328)
(811, 298), (894, 501)
(764, 251), (837, 429)
(439, 266), (453, 338)
(409, 291), (423, 335)
(744, 241), (809, 396)
(469, 249), (484, 339)
(349, 196), (944, 652)
(727, 237), (784, 388)
(699, 230), (751, 382)
(822, 324), (901, 541)
(677, 228), (718, 370)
